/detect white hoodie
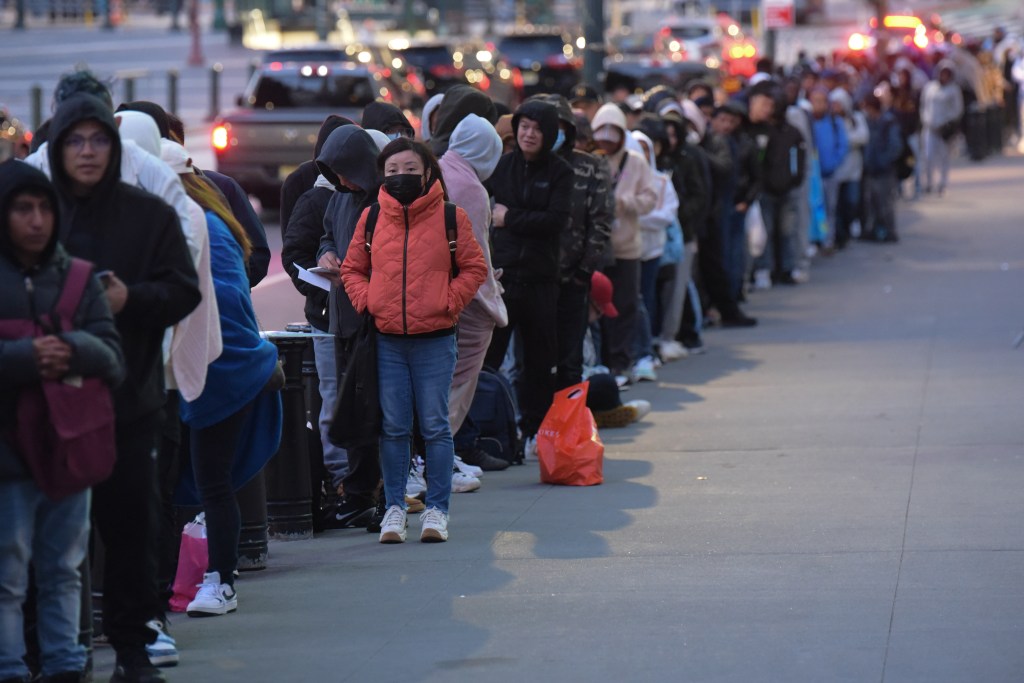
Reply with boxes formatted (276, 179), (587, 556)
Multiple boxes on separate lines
(630, 130), (679, 262)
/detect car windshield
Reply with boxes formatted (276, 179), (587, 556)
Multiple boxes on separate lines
(668, 25), (712, 40)
(497, 35), (566, 60)
(251, 70), (377, 109)
(399, 46), (452, 68)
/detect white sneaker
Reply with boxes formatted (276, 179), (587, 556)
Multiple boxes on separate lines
(145, 619), (178, 667)
(850, 219), (862, 239)
(379, 505), (407, 543)
(406, 459), (426, 499)
(420, 507), (449, 542)
(523, 435), (538, 461)
(790, 268), (810, 284)
(614, 374), (630, 388)
(806, 244), (818, 259)
(658, 340), (688, 362)
(753, 269), (772, 291)
(454, 455), (483, 478)
(186, 572), (237, 617)
(634, 356), (658, 382)
(624, 399), (652, 421)
(452, 468), (481, 493)
(419, 509), (448, 540)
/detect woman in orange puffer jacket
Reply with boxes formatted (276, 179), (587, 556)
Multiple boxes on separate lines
(342, 138), (486, 545)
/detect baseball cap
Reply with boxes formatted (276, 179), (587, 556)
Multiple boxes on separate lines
(570, 84), (600, 104)
(590, 271), (618, 318)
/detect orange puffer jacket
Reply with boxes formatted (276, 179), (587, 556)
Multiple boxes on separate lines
(342, 179), (487, 336)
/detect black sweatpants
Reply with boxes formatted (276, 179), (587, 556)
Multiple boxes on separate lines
(555, 278), (590, 390)
(92, 412), (162, 652)
(697, 219), (742, 320)
(600, 258), (640, 376)
(485, 279), (559, 438)
(334, 335), (381, 505)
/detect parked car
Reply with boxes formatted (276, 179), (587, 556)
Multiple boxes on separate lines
(211, 59), (412, 207)
(495, 30), (582, 97)
(604, 55), (717, 96)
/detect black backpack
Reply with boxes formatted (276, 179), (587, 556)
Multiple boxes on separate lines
(456, 368), (522, 464)
(363, 201), (460, 276)
(763, 122), (807, 195)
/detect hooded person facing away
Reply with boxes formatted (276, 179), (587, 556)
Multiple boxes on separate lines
(45, 92), (200, 683)
(483, 99), (573, 458)
(429, 85), (499, 156)
(314, 124), (385, 529)
(279, 114), (353, 237)
(439, 114), (509, 472)
(360, 101), (416, 139)
(0, 159), (125, 683)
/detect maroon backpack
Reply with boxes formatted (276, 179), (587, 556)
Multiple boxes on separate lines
(0, 257), (116, 500)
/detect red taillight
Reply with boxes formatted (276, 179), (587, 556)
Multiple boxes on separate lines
(429, 64), (463, 78)
(212, 125), (229, 151)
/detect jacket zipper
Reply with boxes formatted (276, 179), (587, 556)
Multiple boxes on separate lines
(402, 205), (410, 335)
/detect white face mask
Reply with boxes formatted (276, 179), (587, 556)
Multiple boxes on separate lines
(686, 131), (701, 145)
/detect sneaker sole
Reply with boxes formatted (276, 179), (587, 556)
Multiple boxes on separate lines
(379, 530), (407, 543)
(147, 653), (179, 667)
(186, 604), (236, 617)
(420, 529), (448, 543)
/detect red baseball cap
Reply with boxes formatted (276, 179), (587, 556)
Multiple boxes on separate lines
(590, 271), (618, 318)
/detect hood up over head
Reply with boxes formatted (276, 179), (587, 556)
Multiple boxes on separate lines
(448, 113), (504, 182)
(315, 125), (380, 194)
(47, 93), (123, 202)
(0, 159), (62, 267)
(360, 101), (414, 138)
(511, 99), (561, 154)
(115, 110), (162, 157)
(430, 85), (498, 155)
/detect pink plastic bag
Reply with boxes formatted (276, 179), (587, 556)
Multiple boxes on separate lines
(169, 513), (208, 613)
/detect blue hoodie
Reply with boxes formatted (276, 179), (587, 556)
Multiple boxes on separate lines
(812, 113), (849, 179)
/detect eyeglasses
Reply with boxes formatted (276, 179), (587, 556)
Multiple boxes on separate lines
(64, 133), (112, 152)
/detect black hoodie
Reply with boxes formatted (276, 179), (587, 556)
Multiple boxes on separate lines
(0, 159), (124, 479)
(360, 101), (414, 137)
(280, 114), (354, 232)
(315, 125), (382, 338)
(486, 100), (573, 284)
(47, 93), (200, 423)
(430, 85), (499, 156)
(537, 94), (613, 283)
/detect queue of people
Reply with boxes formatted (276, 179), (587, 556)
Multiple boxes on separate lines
(0, 39), (988, 681)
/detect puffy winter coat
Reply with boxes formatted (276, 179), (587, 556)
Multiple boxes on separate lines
(342, 179), (487, 336)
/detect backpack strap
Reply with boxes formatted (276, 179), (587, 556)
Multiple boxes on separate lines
(363, 203), (381, 255)
(53, 258), (94, 332)
(444, 201), (459, 278)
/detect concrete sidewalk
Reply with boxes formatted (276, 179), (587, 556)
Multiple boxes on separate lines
(99, 154), (1024, 682)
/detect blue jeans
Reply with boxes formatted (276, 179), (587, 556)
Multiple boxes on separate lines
(378, 334), (457, 514)
(0, 481), (90, 679)
(313, 334), (348, 488)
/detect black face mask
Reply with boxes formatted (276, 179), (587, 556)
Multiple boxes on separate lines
(384, 173), (424, 205)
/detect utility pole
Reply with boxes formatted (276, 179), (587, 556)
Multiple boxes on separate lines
(582, 0), (604, 90)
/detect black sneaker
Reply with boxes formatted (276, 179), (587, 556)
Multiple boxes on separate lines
(111, 649), (167, 683)
(458, 448), (510, 471)
(326, 496), (374, 529)
(720, 313), (758, 328)
(366, 495), (387, 534)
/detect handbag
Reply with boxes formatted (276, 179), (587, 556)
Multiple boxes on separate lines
(169, 513), (209, 612)
(0, 258), (116, 500)
(536, 382), (604, 486)
(328, 313), (381, 449)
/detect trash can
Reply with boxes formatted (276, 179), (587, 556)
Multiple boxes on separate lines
(263, 333), (315, 540)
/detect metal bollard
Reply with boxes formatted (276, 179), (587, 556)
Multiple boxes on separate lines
(167, 70), (179, 115)
(263, 335), (314, 540)
(207, 63), (223, 122)
(30, 85), (43, 132)
(124, 76), (135, 104)
(236, 469), (269, 570)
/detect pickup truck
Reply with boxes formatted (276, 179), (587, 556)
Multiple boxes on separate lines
(211, 57), (414, 208)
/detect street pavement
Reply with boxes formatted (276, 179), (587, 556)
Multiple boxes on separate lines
(91, 152), (1024, 681)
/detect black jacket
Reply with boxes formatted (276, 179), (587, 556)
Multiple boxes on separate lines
(0, 160), (125, 480)
(282, 184), (332, 331)
(486, 100), (573, 284)
(541, 95), (613, 283)
(279, 115), (354, 233)
(316, 125), (381, 338)
(758, 120), (807, 196)
(47, 94), (200, 423)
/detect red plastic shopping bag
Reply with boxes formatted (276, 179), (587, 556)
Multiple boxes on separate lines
(169, 513), (208, 613)
(536, 382), (604, 486)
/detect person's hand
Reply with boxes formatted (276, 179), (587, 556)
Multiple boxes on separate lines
(492, 204), (508, 228)
(317, 252), (343, 283)
(103, 273), (129, 314)
(33, 335), (72, 380)
(735, 202), (749, 213)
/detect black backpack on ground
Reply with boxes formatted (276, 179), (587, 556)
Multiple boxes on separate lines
(455, 368), (521, 464)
